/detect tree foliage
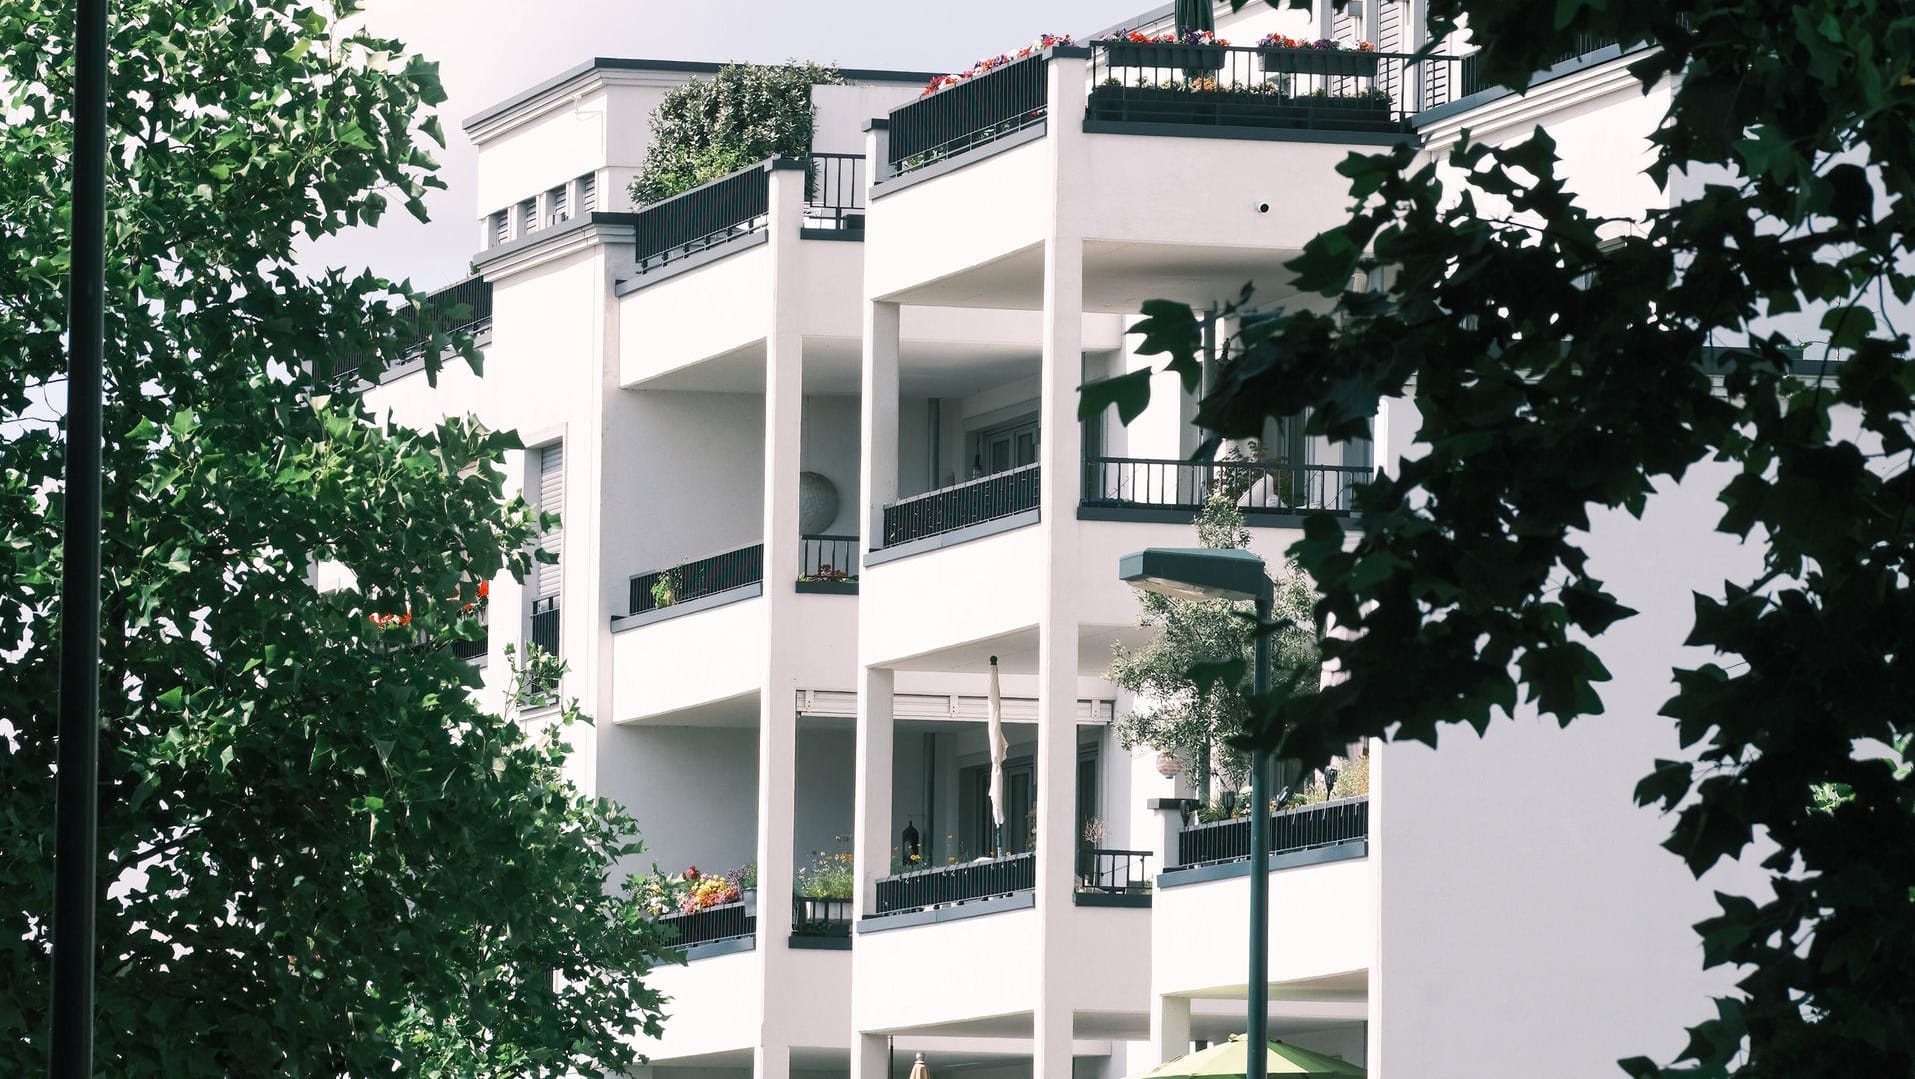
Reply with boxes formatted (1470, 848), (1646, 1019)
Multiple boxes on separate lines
(0, 2), (671, 1074)
(628, 60), (844, 205)
(1085, 0), (1915, 1073)
(1111, 490), (1319, 798)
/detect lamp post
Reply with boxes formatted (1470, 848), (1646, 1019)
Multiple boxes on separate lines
(1118, 548), (1273, 1079)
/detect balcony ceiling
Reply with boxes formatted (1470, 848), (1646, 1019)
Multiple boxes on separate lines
(880, 241), (1311, 315)
(885, 624), (1153, 680)
(628, 337), (1055, 398)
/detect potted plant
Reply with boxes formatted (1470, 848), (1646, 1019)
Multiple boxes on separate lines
(1098, 29), (1231, 72)
(1257, 35), (1380, 78)
(648, 566), (681, 609)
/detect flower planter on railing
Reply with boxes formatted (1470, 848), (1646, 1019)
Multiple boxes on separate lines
(1103, 43), (1228, 71)
(792, 894), (852, 936)
(1259, 47), (1380, 77)
(873, 852), (1036, 915)
(1175, 796), (1369, 869)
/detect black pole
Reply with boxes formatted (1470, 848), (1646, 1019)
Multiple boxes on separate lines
(1245, 588), (1273, 1079)
(50, 0), (108, 1075)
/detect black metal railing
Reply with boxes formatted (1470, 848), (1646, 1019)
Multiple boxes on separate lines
(629, 542), (765, 615)
(1176, 796), (1369, 869)
(889, 52), (1051, 176)
(529, 597), (560, 656)
(1083, 457), (1368, 514)
(874, 851), (1036, 915)
(799, 534), (858, 580)
(883, 464), (1041, 546)
(633, 161), (771, 271)
(451, 602), (488, 662)
(323, 277), (494, 388)
(792, 895), (852, 937)
(1077, 848), (1152, 894)
(1087, 43), (1441, 131)
(803, 153), (865, 231)
(657, 901), (755, 950)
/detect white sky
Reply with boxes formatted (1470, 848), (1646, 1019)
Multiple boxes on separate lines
(302, 0), (1153, 291)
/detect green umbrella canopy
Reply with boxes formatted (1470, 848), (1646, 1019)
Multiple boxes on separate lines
(1173, 0), (1215, 36)
(1131, 1035), (1365, 1078)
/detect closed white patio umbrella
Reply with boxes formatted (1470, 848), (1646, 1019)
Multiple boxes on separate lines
(987, 656), (1008, 855)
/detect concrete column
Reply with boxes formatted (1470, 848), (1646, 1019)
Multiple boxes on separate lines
(1151, 994), (1192, 1065)
(865, 119), (892, 185)
(1033, 53), (1090, 1079)
(753, 162), (807, 1079)
(853, 665), (895, 918)
(851, 1032), (890, 1079)
(754, 1043), (791, 1079)
(860, 300), (900, 551)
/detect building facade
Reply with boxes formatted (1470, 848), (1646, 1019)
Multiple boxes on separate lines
(355, 4), (1757, 1077)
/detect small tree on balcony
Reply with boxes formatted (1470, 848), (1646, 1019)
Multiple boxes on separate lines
(1110, 487), (1320, 802)
(629, 61), (845, 205)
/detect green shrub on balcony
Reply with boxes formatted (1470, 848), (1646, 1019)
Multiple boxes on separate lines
(630, 61), (845, 205)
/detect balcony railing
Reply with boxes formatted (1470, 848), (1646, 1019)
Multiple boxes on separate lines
(1176, 796), (1369, 869)
(657, 901), (755, 950)
(323, 277), (494, 387)
(1077, 848), (1152, 894)
(792, 895), (852, 937)
(883, 464), (1041, 546)
(450, 601), (488, 663)
(1087, 43), (1445, 131)
(1083, 457), (1367, 515)
(529, 597), (560, 656)
(799, 534), (858, 580)
(874, 852), (1036, 915)
(889, 51), (1050, 176)
(803, 153), (866, 232)
(629, 542), (765, 616)
(633, 161), (772, 272)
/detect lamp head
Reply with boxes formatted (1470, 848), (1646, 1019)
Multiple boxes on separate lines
(1118, 547), (1269, 603)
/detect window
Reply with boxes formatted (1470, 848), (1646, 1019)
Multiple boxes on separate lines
(534, 442), (563, 603)
(518, 197), (538, 235)
(969, 414), (1039, 478)
(546, 184), (568, 226)
(490, 210), (509, 247)
(577, 172), (597, 214)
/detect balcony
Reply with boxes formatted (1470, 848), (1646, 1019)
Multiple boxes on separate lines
(631, 153), (866, 276)
(1164, 796), (1370, 884)
(628, 542), (765, 622)
(1080, 457), (1366, 521)
(1085, 43), (1441, 135)
(658, 900), (756, 959)
(880, 464), (1041, 550)
(873, 851), (1036, 919)
(888, 51), (1050, 178)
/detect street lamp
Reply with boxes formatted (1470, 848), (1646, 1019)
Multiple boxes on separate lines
(1118, 547), (1275, 1079)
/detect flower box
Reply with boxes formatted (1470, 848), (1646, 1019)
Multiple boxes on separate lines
(1260, 47), (1380, 78)
(1104, 43), (1228, 71)
(1086, 84), (1397, 132)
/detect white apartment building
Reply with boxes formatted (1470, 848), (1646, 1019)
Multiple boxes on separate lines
(352, 4), (1771, 1077)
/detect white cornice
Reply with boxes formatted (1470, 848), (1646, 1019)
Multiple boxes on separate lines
(475, 217), (634, 282)
(466, 67), (697, 146)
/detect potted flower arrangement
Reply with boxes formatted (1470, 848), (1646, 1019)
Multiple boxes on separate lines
(919, 33), (1076, 97)
(1257, 34), (1380, 77)
(1097, 28), (1231, 72)
(677, 864), (742, 914)
(794, 849), (855, 937)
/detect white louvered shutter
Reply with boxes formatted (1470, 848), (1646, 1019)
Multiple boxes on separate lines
(536, 443), (563, 600)
(1376, 1), (1405, 109)
(579, 173), (597, 213)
